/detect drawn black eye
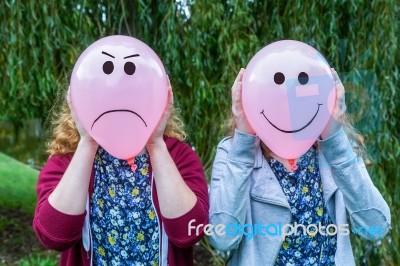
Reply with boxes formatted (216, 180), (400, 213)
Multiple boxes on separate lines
(124, 62), (136, 75)
(274, 72), (285, 85)
(103, 61), (114, 75)
(298, 72), (309, 85)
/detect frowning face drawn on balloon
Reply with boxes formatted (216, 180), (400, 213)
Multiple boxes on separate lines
(70, 35), (168, 159)
(242, 40), (336, 159)
(90, 51), (147, 130)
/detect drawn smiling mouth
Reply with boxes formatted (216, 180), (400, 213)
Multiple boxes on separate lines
(260, 103), (323, 133)
(91, 109), (147, 130)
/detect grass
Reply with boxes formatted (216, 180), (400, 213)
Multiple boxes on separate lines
(0, 152), (59, 265)
(0, 152), (38, 213)
(18, 252), (58, 266)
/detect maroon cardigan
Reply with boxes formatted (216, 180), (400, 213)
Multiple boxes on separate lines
(33, 136), (209, 266)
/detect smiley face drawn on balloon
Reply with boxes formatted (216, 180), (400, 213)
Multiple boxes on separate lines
(260, 71), (323, 133)
(70, 35), (168, 159)
(242, 40), (336, 159)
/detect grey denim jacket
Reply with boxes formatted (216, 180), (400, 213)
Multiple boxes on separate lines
(208, 129), (391, 266)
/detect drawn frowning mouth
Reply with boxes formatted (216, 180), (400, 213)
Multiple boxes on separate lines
(260, 103), (322, 133)
(91, 109), (147, 130)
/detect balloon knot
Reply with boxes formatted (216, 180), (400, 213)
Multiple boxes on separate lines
(288, 159), (298, 171)
(127, 157), (137, 171)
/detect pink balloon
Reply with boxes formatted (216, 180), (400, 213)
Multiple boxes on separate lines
(70, 35), (168, 159)
(242, 40), (336, 159)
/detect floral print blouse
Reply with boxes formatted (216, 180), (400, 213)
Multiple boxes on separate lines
(90, 147), (159, 266)
(267, 148), (337, 266)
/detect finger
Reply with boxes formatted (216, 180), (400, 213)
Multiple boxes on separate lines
(331, 68), (345, 96)
(67, 87), (73, 109)
(232, 86), (238, 114)
(235, 68), (245, 83)
(165, 85), (173, 114)
(232, 69), (244, 104)
(66, 88), (81, 128)
(233, 82), (241, 104)
(168, 85), (174, 107)
(336, 83), (345, 97)
(334, 85), (346, 116)
(331, 68), (343, 85)
(231, 68), (245, 94)
(231, 81), (237, 102)
(337, 87), (346, 107)
(237, 81), (245, 113)
(232, 82), (244, 116)
(335, 81), (345, 102)
(238, 68), (245, 82)
(237, 81), (243, 102)
(167, 75), (171, 87)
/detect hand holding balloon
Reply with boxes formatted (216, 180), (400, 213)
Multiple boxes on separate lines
(146, 78), (173, 149)
(320, 68), (346, 139)
(67, 88), (98, 149)
(232, 68), (255, 135)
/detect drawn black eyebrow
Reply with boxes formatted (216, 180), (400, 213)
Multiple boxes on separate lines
(124, 54), (140, 59)
(102, 51), (115, 58)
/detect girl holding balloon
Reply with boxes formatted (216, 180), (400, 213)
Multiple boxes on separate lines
(208, 41), (390, 266)
(33, 36), (209, 266)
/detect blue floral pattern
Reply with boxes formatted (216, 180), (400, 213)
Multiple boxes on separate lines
(90, 147), (159, 266)
(267, 148), (337, 266)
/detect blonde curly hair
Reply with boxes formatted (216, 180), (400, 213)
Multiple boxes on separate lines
(46, 82), (187, 156)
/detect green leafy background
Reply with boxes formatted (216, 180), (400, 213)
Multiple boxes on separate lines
(1, 1), (399, 265)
